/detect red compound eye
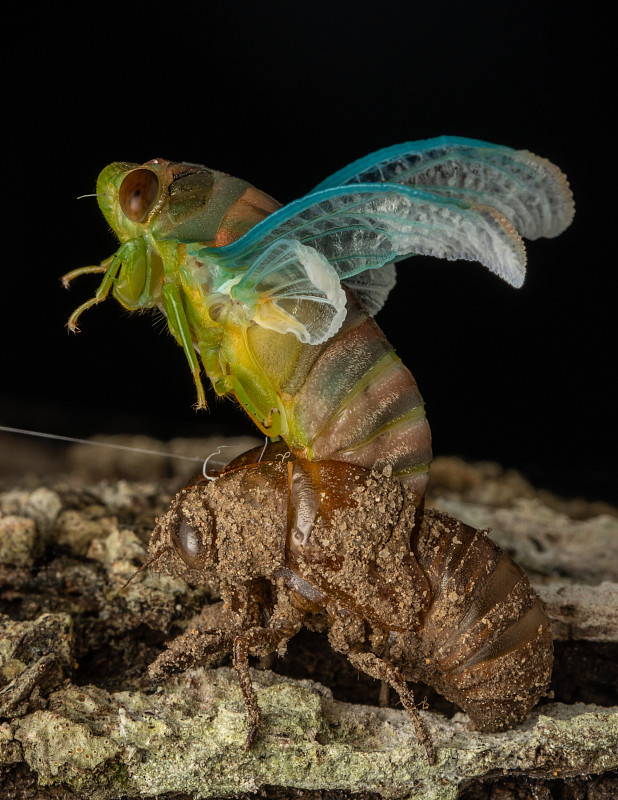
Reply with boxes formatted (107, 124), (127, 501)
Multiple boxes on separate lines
(119, 168), (159, 222)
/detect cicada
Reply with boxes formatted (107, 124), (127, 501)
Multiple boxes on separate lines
(146, 443), (554, 761)
(64, 137), (574, 498)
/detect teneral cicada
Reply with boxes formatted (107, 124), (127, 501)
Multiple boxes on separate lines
(146, 444), (554, 762)
(64, 137), (574, 499)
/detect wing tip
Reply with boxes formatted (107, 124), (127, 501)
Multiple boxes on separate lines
(519, 150), (576, 238)
(469, 202), (527, 288)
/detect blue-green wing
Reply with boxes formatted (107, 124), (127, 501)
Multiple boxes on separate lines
(221, 237), (348, 344)
(192, 183), (527, 343)
(311, 136), (574, 241)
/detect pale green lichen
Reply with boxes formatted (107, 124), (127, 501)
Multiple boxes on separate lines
(5, 668), (618, 800)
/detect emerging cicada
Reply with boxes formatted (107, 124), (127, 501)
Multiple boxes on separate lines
(64, 138), (574, 498)
(146, 444), (554, 763)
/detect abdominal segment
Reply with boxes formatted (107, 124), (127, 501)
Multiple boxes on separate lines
(246, 290), (432, 499)
(397, 509), (554, 731)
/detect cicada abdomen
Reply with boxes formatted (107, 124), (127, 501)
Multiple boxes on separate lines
(240, 288), (432, 495)
(399, 510), (553, 731)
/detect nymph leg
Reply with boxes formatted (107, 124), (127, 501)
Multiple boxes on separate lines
(347, 651), (436, 764)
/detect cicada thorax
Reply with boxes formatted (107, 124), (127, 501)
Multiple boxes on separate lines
(282, 457), (432, 630)
(203, 452), (429, 630)
(231, 289), (432, 499)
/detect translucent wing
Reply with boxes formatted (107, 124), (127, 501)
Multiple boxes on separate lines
(194, 183), (527, 343)
(231, 238), (347, 343)
(311, 136), (575, 241)
(342, 263), (396, 316)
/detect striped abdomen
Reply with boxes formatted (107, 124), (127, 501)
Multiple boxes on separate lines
(243, 289), (432, 498)
(398, 509), (553, 731)
(151, 455), (553, 746)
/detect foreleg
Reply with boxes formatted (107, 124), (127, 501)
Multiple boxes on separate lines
(149, 626), (230, 681)
(162, 283), (207, 409)
(215, 372), (283, 438)
(63, 255), (119, 331)
(232, 590), (307, 748)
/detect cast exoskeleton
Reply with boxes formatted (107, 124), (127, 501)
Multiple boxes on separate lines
(147, 446), (553, 763)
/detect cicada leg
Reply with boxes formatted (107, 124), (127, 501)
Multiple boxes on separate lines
(233, 624), (295, 749)
(62, 256), (118, 332)
(215, 373), (283, 439)
(162, 284), (208, 409)
(149, 628), (230, 680)
(233, 633), (263, 749)
(61, 260), (111, 288)
(347, 651), (436, 764)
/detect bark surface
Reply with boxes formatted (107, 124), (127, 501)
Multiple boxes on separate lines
(1, 436), (616, 799)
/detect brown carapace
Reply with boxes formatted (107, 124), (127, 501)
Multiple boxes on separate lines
(147, 444), (553, 763)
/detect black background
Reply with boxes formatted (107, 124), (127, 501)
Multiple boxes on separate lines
(2, 3), (615, 502)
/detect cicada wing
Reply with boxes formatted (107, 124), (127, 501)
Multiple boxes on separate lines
(194, 184), (527, 343)
(231, 238), (347, 344)
(203, 183), (527, 282)
(342, 263), (396, 316)
(311, 136), (574, 241)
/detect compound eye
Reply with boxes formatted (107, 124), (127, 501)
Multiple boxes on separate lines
(119, 168), (159, 222)
(178, 518), (201, 560)
(171, 514), (210, 569)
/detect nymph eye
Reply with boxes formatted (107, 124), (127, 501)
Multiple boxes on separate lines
(119, 168), (159, 222)
(171, 515), (210, 569)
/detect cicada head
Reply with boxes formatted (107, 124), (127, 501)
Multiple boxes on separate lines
(97, 159), (214, 244)
(96, 161), (153, 240)
(65, 159), (282, 332)
(148, 484), (218, 583)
